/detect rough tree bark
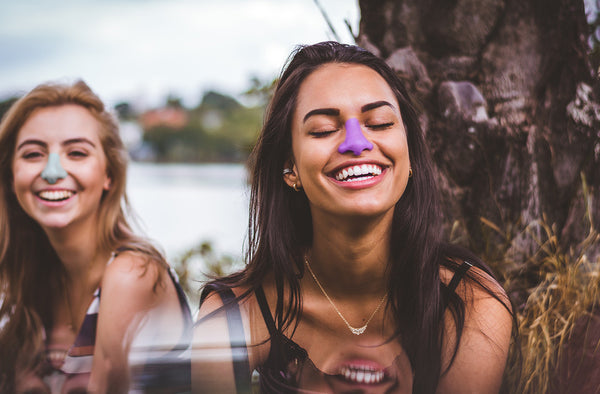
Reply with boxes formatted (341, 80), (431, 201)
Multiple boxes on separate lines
(357, 0), (600, 275)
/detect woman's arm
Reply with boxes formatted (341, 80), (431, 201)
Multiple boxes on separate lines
(192, 292), (241, 393)
(88, 252), (184, 393)
(192, 286), (268, 394)
(437, 267), (514, 394)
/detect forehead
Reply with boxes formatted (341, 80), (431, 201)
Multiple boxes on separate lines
(16, 104), (101, 144)
(294, 63), (398, 116)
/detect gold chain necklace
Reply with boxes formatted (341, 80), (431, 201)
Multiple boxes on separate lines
(305, 257), (387, 335)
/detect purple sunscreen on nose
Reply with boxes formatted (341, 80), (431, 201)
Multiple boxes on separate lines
(338, 118), (373, 155)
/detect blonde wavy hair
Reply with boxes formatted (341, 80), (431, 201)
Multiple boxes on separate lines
(0, 80), (165, 391)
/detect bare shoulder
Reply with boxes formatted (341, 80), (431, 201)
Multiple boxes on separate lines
(196, 284), (252, 319)
(91, 251), (182, 390)
(101, 250), (170, 309)
(440, 262), (511, 312)
(96, 250), (184, 345)
(438, 263), (513, 393)
(194, 283), (270, 368)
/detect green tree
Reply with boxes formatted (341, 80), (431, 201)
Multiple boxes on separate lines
(142, 87), (264, 162)
(0, 97), (19, 122)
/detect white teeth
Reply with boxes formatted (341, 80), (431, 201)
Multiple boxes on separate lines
(339, 365), (385, 384)
(38, 190), (74, 201)
(356, 371), (364, 382)
(335, 164), (382, 181)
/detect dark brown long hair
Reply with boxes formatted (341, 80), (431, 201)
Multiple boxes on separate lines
(204, 41), (513, 393)
(0, 80), (167, 391)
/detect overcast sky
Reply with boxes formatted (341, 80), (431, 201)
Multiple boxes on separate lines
(0, 0), (359, 109)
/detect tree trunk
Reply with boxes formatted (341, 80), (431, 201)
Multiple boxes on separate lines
(358, 0), (600, 278)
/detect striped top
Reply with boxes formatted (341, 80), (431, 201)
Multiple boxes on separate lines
(41, 254), (192, 393)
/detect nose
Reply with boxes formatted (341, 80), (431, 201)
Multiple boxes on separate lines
(337, 118), (373, 156)
(41, 153), (67, 184)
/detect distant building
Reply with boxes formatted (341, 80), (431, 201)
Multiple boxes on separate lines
(139, 107), (189, 130)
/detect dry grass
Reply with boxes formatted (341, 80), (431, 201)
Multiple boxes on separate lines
(506, 221), (599, 392)
(483, 176), (600, 393)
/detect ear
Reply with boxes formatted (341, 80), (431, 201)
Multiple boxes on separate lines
(103, 174), (111, 191)
(282, 160), (301, 189)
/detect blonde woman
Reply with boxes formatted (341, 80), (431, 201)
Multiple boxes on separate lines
(0, 81), (191, 393)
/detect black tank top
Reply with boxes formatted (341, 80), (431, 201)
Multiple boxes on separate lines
(214, 261), (473, 393)
(257, 261), (473, 392)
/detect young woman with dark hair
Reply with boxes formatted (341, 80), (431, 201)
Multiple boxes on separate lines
(0, 80), (192, 393)
(192, 41), (513, 393)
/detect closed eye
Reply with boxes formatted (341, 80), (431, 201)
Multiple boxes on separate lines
(68, 150), (88, 158)
(308, 129), (337, 137)
(366, 122), (394, 130)
(22, 151), (44, 160)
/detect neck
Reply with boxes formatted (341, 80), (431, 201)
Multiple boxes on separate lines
(44, 218), (110, 286)
(45, 227), (112, 335)
(307, 210), (393, 297)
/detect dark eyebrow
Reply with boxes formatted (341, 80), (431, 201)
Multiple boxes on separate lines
(15, 137), (97, 151)
(361, 101), (394, 113)
(63, 138), (96, 148)
(302, 101), (395, 123)
(302, 108), (340, 123)
(16, 139), (46, 151)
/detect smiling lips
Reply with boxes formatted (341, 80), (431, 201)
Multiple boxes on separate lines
(37, 189), (75, 202)
(334, 164), (383, 182)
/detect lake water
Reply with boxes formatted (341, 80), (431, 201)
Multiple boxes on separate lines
(126, 162), (250, 264)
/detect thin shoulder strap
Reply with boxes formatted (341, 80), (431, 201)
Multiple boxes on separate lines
(168, 268), (193, 350)
(254, 285), (278, 336)
(216, 288), (252, 394)
(447, 261), (473, 293)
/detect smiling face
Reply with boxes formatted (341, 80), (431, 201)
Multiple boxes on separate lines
(286, 63), (411, 220)
(11, 104), (111, 232)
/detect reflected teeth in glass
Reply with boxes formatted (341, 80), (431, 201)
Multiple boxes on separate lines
(339, 365), (384, 384)
(39, 190), (73, 201)
(335, 165), (382, 181)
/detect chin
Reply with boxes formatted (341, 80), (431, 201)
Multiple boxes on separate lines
(35, 216), (75, 231)
(341, 202), (396, 218)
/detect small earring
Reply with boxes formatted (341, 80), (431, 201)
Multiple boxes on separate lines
(283, 168), (292, 175)
(293, 183), (301, 192)
(408, 167), (413, 178)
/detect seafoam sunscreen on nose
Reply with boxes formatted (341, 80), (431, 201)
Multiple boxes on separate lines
(41, 153), (67, 184)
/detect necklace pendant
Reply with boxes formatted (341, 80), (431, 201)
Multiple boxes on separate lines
(350, 325), (367, 335)
(305, 257), (387, 338)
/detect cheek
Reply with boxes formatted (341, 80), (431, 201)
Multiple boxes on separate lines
(388, 134), (410, 164)
(77, 160), (108, 184)
(294, 148), (327, 185)
(10, 169), (32, 211)
(11, 165), (31, 194)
